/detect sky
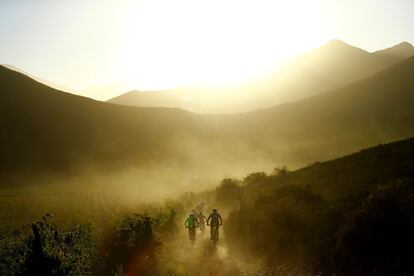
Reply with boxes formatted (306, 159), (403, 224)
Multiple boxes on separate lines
(1, 0), (414, 100)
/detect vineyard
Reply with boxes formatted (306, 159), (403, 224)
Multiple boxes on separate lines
(0, 186), (144, 233)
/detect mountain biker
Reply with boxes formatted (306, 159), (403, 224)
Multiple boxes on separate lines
(195, 202), (205, 213)
(184, 214), (199, 244)
(207, 209), (223, 241)
(198, 211), (208, 233)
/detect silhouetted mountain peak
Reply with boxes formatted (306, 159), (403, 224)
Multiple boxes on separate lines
(375, 41), (414, 58)
(386, 41), (414, 52)
(326, 39), (349, 47)
(396, 41), (414, 48)
(323, 39), (360, 51)
(315, 39), (369, 56)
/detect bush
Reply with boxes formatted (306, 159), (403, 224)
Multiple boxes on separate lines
(225, 185), (327, 269)
(272, 166), (290, 177)
(334, 182), (414, 276)
(215, 178), (241, 205)
(0, 214), (95, 275)
(101, 207), (180, 276)
(0, 229), (27, 275)
(243, 172), (267, 186)
(102, 213), (158, 275)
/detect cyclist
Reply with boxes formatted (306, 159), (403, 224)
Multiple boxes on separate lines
(207, 209), (223, 241)
(198, 211), (208, 233)
(195, 202), (205, 213)
(184, 214), (199, 244)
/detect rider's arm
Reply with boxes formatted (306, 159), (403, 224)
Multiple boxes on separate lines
(184, 218), (189, 228)
(207, 215), (211, 225)
(218, 214), (223, 225)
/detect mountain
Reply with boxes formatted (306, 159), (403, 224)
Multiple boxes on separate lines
(221, 56), (414, 166)
(1, 56), (414, 184)
(2, 64), (136, 101)
(269, 39), (401, 100)
(81, 82), (134, 101)
(374, 41), (414, 59)
(108, 40), (406, 113)
(108, 88), (197, 111)
(0, 65), (210, 179)
(2, 64), (75, 93)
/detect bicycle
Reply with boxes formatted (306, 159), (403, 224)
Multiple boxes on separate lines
(189, 227), (196, 246)
(210, 224), (220, 246)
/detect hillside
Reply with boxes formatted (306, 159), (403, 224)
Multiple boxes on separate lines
(0, 65), (209, 177)
(269, 40), (401, 101)
(241, 136), (414, 199)
(2, 64), (75, 93)
(219, 136), (414, 275)
(220, 55), (414, 166)
(108, 40), (405, 113)
(1, 56), (414, 184)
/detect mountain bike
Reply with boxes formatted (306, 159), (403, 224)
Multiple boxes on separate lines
(211, 224), (219, 246)
(189, 227), (196, 246)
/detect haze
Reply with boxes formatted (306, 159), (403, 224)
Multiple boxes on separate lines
(2, 1), (414, 275)
(1, 0), (413, 100)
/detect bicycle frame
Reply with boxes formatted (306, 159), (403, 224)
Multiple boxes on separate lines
(211, 225), (219, 241)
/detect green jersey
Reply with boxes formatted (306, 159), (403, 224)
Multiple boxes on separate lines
(185, 216), (199, 228)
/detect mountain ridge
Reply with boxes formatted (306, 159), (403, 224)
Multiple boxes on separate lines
(108, 40), (407, 113)
(374, 41), (414, 59)
(2, 55), (414, 183)
(2, 64), (75, 93)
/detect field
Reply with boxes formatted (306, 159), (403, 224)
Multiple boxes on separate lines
(1, 138), (414, 275)
(0, 181), (256, 275)
(0, 186), (140, 232)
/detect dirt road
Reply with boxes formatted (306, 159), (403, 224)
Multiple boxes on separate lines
(157, 227), (244, 275)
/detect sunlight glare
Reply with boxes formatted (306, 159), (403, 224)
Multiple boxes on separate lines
(118, 0), (329, 90)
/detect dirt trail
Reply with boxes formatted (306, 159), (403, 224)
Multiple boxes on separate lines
(158, 227), (263, 275)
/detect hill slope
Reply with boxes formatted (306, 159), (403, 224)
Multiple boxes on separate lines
(1, 56), (414, 184)
(108, 40), (404, 113)
(220, 136), (414, 275)
(0, 65), (210, 176)
(2, 64), (75, 93)
(220, 55), (414, 165)
(275, 136), (414, 198)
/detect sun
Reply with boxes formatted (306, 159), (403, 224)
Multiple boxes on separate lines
(117, 0), (330, 90)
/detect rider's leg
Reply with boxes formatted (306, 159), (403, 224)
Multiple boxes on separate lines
(189, 228), (195, 240)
